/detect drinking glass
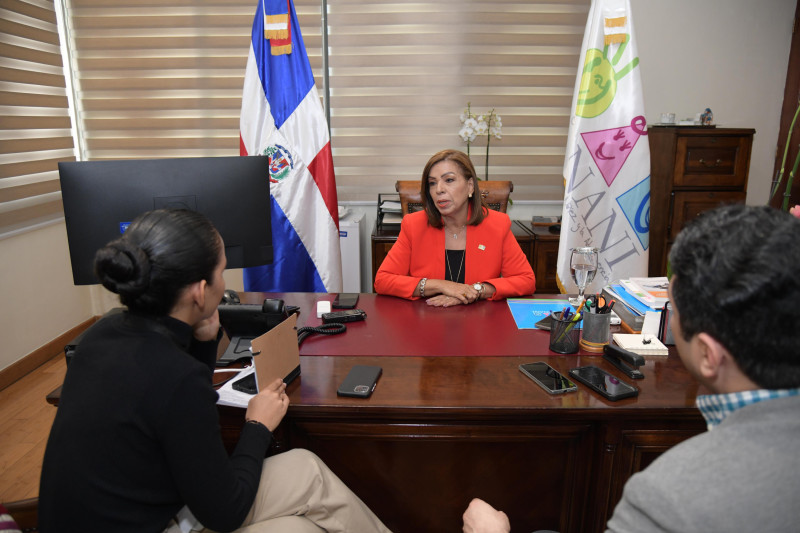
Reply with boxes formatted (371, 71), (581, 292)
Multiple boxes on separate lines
(569, 247), (598, 305)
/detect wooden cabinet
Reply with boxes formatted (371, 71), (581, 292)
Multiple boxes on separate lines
(371, 220), (561, 293)
(530, 225), (560, 293)
(648, 126), (754, 275)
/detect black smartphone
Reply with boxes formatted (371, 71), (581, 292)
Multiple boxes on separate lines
(231, 373), (257, 395)
(519, 362), (577, 394)
(568, 366), (639, 401)
(337, 365), (382, 398)
(332, 293), (359, 309)
(534, 315), (552, 330)
(322, 309), (367, 323)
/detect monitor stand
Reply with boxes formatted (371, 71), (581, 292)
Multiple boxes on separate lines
(217, 335), (256, 366)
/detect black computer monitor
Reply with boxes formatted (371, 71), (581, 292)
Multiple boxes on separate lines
(59, 156), (273, 285)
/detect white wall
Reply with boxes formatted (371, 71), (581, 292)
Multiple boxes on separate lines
(632, 0), (794, 204)
(0, 222), (94, 369)
(0, 0), (794, 372)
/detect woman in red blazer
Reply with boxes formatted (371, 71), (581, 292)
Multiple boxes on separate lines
(374, 149), (536, 306)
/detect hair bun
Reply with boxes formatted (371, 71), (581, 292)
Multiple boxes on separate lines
(94, 240), (151, 297)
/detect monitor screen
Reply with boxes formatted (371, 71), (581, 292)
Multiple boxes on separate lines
(59, 156), (273, 285)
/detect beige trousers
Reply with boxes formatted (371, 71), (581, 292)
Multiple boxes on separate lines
(207, 449), (392, 533)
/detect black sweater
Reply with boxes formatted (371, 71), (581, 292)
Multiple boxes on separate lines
(39, 311), (270, 532)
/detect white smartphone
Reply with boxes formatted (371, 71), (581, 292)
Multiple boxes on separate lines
(519, 362), (577, 394)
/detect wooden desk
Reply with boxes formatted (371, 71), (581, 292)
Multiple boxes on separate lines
(50, 293), (706, 533)
(233, 293), (704, 532)
(371, 220), (562, 293)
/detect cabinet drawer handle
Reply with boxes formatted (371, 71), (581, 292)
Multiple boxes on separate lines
(698, 158), (722, 167)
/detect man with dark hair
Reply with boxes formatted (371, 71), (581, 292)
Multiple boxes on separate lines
(462, 205), (800, 533)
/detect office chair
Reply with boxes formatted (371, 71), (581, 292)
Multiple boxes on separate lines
(395, 180), (513, 216)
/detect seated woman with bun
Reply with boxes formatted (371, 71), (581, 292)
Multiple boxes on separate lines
(39, 208), (390, 533)
(375, 149), (536, 306)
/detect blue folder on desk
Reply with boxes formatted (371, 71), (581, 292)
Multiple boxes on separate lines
(507, 299), (578, 329)
(607, 284), (659, 315)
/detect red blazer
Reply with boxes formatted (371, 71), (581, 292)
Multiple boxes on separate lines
(374, 209), (536, 300)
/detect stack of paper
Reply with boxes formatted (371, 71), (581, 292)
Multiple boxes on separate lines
(612, 333), (669, 356)
(380, 200), (402, 213)
(622, 277), (669, 308)
(380, 200), (403, 224)
(602, 277), (669, 334)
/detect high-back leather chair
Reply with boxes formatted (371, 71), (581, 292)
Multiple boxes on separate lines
(395, 180), (513, 216)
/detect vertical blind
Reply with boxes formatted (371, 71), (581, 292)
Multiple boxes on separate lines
(3, 0), (590, 233)
(0, 0), (74, 234)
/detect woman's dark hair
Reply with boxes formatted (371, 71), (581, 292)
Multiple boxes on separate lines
(94, 209), (223, 315)
(420, 149), (487, 228)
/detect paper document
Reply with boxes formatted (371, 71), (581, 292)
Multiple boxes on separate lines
(217, 366), (254, 408)
(623, 277), (669, 308)
(380, 200), (402, 212)
(216, 313), (300, 409)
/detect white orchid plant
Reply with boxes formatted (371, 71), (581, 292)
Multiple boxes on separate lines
(459, 102), (502, 180)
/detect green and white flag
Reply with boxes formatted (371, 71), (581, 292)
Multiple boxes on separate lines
(557, 0), (650, 295)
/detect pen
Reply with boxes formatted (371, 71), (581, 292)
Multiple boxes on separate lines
(555, 311), (581, 343)
(605, 300), (615, 314)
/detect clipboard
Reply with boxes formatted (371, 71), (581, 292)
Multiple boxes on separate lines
(250, 313), (301, 390)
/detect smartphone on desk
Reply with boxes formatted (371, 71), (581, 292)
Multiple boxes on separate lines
(569, 366), (638, 401)
(519, 362), (577, 394)
(337, 365), (382, 398)
(332, 293), (359, 309)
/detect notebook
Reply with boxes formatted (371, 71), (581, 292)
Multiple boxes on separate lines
(612, 333), (669, 356)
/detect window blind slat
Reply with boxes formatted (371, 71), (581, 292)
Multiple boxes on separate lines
(0, 154), (74, 179)
(0, 178), (61, 202)
(0, 136), (74, 153)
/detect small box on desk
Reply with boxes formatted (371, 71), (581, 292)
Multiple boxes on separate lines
(601, 288), (644, 333)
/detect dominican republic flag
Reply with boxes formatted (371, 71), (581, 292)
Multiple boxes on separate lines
(240, 0), (342, 292)
(556, 0), (650, 295)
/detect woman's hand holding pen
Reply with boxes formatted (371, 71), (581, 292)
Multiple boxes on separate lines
(246, 378), (288, 432)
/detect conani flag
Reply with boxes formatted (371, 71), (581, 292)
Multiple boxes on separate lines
(556, 0), (650, 295)
(239, 0), (342, 292)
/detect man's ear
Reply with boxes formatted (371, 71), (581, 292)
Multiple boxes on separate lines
(695, 332), (727, 380)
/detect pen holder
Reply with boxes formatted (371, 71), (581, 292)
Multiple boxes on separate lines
(580, 311), (611, 353)
(548, 312), (582, 354)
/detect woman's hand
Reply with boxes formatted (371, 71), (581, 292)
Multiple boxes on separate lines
(193, 309), (221, 342)
(439, 281), (480, 304)
(245, 378), (288, 432)
(426, 294), (465, 307)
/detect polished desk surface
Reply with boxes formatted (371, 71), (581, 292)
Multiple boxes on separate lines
(236, 292), (705, 412)
(232, 294), (705, 532)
